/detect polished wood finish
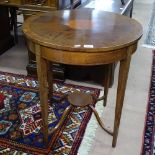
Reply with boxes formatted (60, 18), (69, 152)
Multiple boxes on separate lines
(0, 0), (82, 58)
(23, 9), (142, 147)
(103, 64), (112, 106)
(0, 0), (134, 85)
(68, 91), (93, 107)
(24, 0), (134, 86)
(112, 45), (132, 147)
(23, 10), (142, 53)
(89, 104), (113, 135)
(49, 104), (73, 133)
(67, 91), (113, 135)
(0, 0), (84, 81)
(64, 0), (135, 85)
(35, 44), (49, 144)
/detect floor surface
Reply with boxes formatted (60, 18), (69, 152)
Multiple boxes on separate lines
(0, 0), (154, 154)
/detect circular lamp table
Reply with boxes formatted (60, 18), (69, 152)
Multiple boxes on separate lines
(23, 9), (142, 147)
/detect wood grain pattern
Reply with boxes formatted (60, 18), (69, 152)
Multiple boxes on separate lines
(112, 45), (133, 147)
(23, 9), (142, 147)
(23, 9), (142, 52)
(35, 44), (49, 144)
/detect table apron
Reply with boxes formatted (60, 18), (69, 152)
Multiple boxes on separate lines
(27, 40), (137, 65)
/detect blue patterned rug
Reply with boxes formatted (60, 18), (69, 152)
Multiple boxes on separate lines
(0, 71), (100, 155)
(141, 51), (155, 155)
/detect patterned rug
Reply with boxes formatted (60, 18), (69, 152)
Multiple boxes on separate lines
(0, 71), (100, 155)
(141, 51), (155, 155)
(144, 1), (155, 47)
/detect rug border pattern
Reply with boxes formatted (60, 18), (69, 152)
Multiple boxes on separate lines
(0, 71), (100, 155)
(141, 50), (155, 155)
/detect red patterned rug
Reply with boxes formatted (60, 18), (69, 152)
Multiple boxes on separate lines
(141, 51), (155, 155)
(0, 71), (100, 155)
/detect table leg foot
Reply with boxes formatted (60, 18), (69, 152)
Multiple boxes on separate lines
(89, 104), (113, 136)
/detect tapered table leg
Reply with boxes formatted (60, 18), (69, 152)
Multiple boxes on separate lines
(47, 62), (53, 99)
(112, 47), (132, 147)
(35, 44), (49, 145)
(103, 64), (112, 107)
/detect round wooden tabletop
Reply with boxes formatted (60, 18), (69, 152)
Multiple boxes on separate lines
(23, 9), (143, 52)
